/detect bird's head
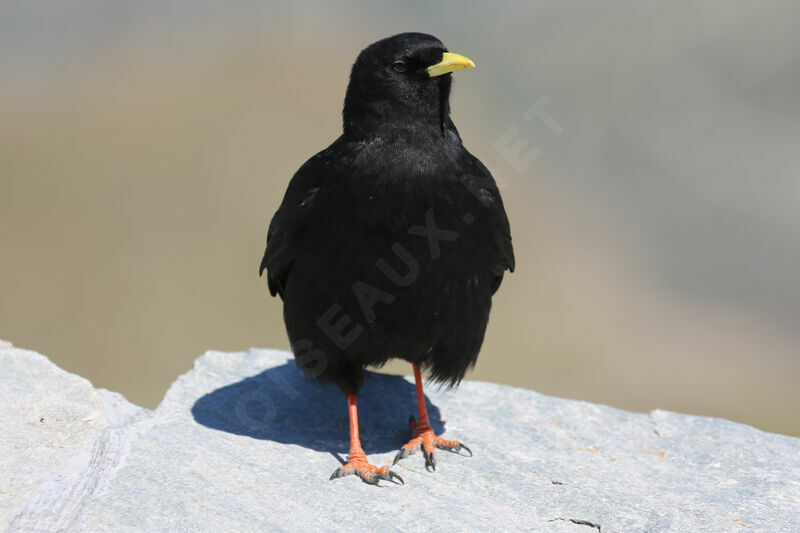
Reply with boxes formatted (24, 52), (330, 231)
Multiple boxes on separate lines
(342, 33), (475, 138)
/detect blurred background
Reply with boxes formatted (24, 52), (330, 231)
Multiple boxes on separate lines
(2, 1), (799, 436)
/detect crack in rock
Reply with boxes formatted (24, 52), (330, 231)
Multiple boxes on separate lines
(648, 411), (662, 437)
(548, 517), (603, 531)
(533, 469), (572, 488)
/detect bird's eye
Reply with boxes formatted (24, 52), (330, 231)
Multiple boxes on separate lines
(392, 60), (407, 73)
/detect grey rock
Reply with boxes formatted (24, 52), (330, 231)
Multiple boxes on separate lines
(1, 341), (799, 532)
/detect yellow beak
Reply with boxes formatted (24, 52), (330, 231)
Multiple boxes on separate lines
(426, 52), (476, 78)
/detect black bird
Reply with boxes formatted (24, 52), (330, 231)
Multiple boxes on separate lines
(260, 33), (514, 485)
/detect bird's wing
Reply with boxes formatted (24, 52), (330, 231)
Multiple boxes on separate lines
(259, 142), (337, 298)
(460, 152), (515, 293)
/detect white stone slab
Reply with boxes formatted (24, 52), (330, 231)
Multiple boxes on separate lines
(1, 341), (798, 532)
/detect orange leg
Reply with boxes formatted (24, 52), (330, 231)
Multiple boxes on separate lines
(329, 393), (403, 485)
(393, 363), (472, 470)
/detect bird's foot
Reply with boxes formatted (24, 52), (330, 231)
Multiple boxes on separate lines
(393, 415), (472, 470)
(329, 448), (404, 485)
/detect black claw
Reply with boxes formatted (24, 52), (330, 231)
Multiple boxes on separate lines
(424, 450), (436, 471)
(392, 450), (405, 465)
(384, 470), (404, 485)
(329, 468), (344, 480)
(459, 443), (473, 457)
(394, 444), (417, 465)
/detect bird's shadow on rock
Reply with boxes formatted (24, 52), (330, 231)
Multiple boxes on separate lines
(191, 360), (445, 456)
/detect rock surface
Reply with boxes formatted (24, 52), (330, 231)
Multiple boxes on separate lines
(1, 340), (799, 532)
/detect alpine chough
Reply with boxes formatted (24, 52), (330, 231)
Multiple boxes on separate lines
(260, 32), (514, 485)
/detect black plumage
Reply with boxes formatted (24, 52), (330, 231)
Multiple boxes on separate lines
(260, 33), (513, 483)
(260, 32), (513, 395)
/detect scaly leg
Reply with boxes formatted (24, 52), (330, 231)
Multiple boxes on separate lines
(329, 393), (404, 485)
(393, 363), (472, 470)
